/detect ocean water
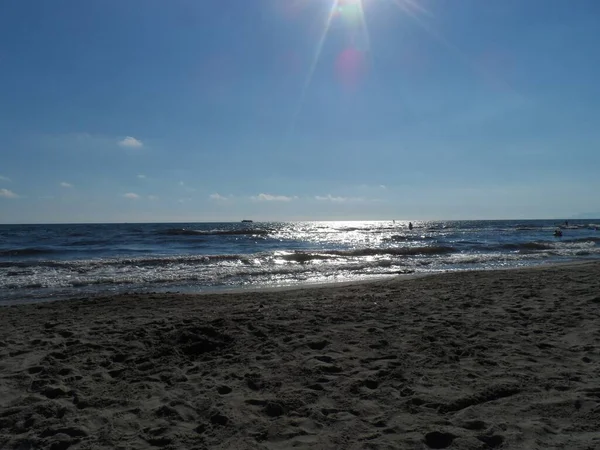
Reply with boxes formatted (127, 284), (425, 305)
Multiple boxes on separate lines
(1, 220), (599, 305)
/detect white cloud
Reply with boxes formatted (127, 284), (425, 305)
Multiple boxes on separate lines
(118, 136), (143, 148)
(251, 193), (295, 202)
(0, 175), (11, 182)
(315, 194), (367, 203)
(0, 188), (18, 198)
(316, 194), (349, 202)
(357, 183), (387, 191)
(60, 182), (73, 188)
(137, 174), (146, 179)
(148, 195), (159, 201)
(209, 193), (229, 201)
(123, 192), (140, 199)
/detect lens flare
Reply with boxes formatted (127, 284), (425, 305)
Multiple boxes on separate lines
(288, 0), (371, 137)
(285, 0), (519, 141)
(287, 0), (340, 139)
(335, 47), (367, 88)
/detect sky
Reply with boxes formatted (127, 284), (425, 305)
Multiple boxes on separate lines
(1, 0), (599, 223)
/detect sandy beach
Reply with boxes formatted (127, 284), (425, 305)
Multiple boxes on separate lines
(1, 262), (600, 450)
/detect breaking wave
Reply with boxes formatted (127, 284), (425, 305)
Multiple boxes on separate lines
(498, 242), (553, 251)
(159, 228), (270, 237)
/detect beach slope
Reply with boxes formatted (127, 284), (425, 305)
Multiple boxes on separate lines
(1, 263), (600, 449)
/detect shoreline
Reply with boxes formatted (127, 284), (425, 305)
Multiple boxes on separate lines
(208, 258), (600, 297)
(1, 262), (600, 449)
(4, 258), (599, 307)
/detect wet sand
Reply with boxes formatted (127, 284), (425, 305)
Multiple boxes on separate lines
(1, 262), (600, 449)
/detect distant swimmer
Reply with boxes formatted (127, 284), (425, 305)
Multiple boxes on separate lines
(554, 228), (563, 237)
(408, 222), (413, 230)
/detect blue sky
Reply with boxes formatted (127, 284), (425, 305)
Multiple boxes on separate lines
(1, 0), (599, 223)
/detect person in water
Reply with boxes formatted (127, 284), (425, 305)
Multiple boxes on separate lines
(408, 222), (413, 230)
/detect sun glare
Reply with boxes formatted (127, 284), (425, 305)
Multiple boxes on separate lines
(287, 0), (372, 137)
(285, 0), (516, 141)
(285, 0), (516, 137)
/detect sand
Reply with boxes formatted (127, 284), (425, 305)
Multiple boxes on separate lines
(1, 262), (600, 450)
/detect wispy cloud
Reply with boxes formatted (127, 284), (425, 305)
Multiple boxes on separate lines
(209, 193), (229, 201)
(178, 181), (197, 192)
(123, 192), (140, 199)
(137, 174), (146, 179)
(357, 183), (387, 191)
(0, 188), (18, 198)
(118, 136), (143, 148)
(0, 175), (11, 182)
(251, 193), (295, 202)
(60, 182), (73, 188)
(148, 195), (159, 201)
(315, 194), (364, 202)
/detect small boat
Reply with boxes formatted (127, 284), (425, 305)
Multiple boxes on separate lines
(241, 219), (253, 223)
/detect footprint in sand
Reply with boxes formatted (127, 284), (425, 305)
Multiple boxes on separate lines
(424, 431), (456, 449)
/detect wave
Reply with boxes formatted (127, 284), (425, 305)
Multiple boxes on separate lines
(273, 246), (456, 263)
(498, 242), (553, 251)
(65, 239), (114, 247)
(514, 223), (546, 230)
(563, 237), (600, 244)
(67, 232), (92, 237)
(335, 246), (456, 257)
(0, 248), (57, 257)
(159, 228), (270, 237)
(0, 253), (253, 270)
(0, 245), (456, 270)
(559, 225), (588, 230)
(277, 253), (335, 263)
(387, 235), (434, 242)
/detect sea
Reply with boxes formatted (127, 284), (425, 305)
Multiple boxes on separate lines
(1, 220), (599, 305)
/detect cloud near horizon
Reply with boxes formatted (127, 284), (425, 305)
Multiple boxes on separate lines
(314, 194), (380, 203)
(209, 193), (229, 201)
(251, 193), (295, 202)
(118, 136), (143, 148)
(0, 188), (18, 198)
(123, 192), (140, 199)
(315, 194), (357, 202)
(60, 182), (73, 188)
